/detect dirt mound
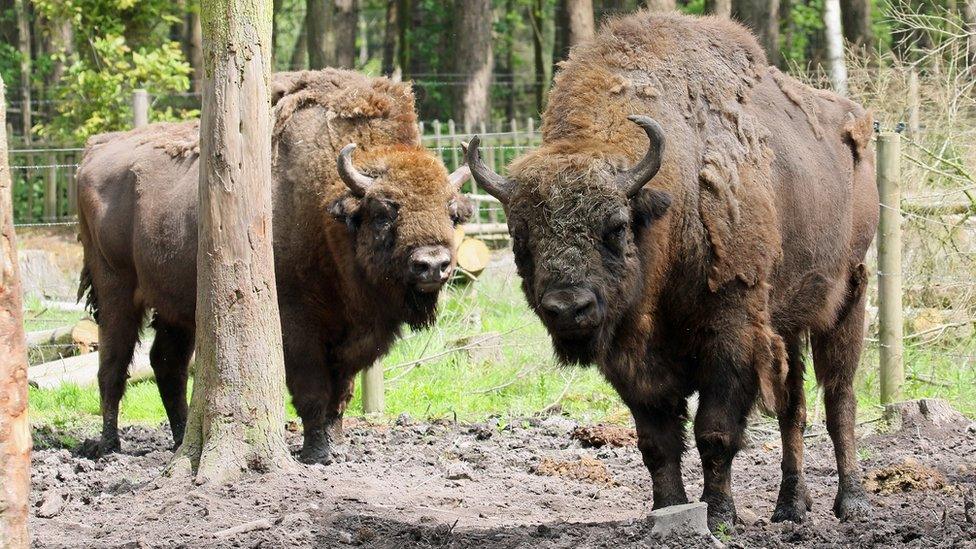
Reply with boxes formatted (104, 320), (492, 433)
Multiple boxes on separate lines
(534, 456), (616, 486)
(571, 425), (637, 448)
(865, 458), (950, 494)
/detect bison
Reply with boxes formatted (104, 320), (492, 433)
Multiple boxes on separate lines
(465, 13), (878, 528)
(76, 69), (472, 463)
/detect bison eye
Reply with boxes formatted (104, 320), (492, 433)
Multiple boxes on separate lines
(603, 218), (628, 251)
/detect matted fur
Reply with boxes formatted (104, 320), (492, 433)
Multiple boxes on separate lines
(497, 11), (878, 526)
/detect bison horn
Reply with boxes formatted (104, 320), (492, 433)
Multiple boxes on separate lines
(615, 115), (666, 198)
(447, 165), (471, 191)
(465, 135), (514, 204)
(337, 143), (376, 197)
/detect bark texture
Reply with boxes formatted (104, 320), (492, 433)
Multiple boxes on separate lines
(732, 0), (780, 65)
(0, 78), (31, 549)
(704, 0), (732, 16)
(530, 0), (546, 113)
(840, 0), (872, 51)
(452, 0), (493, 131)
(555, 0), (595, 62)
(306, 0), (335, 68)
(334, 0), (359, 68)
(171, 0), (291, 485)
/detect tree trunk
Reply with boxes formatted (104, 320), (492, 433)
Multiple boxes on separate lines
(555, 0), (594, 62)
(43, 14), (73, 87)
(0, 77), (31, 549)
(732, 0), (780, 65)
(704, 0), (731, 16)
(334, 0), (358, 68)
(452, 0), (493, 131)
(643, 0), (676, 10)
(840, 0), (872, 52)
(530, 0), (545, 114)
(381, 0), (398, 75)
(504, 0), (516, 120)
(186, 5), (204, 93)
(306, 0), (335, 68)
(823, 0), (847, 95)
(273, 0), (283, 69)
(170, 0), (292, 485)
(965, 0), (976, 68)
(290, 15), (308, 69)
(397, 0), (411, 78)
(13, 0), (30, 143)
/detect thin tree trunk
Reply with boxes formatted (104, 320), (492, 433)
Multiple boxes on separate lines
(307, 0), (335, 68)
(170, 0), (292, 485)
(530, 0), (545, 114)
(273, 0), (283, 69)
(13, 0), (31, 143)
(187, 5), (204, 93)
(382, 0), (398, 75)
(555, 0), (594, 62)
(358, 12), (368, 66)
(840, 0), (872, 52)
(824, 0), (847, 94)
(0, 77), (31, 549)
(732, 0), (780, 65)
(505, 0), (516, 120)
(290, 15), (308, 69)
(334, 0), (358, 68)
(397, 0), (411, 78)
(643, 0), (676, 10)
(965, 0), (976, 68)
(452, 0), (493, 131)
(43, 14), (73, 87)
(703, 0), (731, 16)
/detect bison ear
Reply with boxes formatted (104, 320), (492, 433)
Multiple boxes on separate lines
(449, 196), (475, 225)
(329, 194), (363, 230)
(630, 188), (671, 230)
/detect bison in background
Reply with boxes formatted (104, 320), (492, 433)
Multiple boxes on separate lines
(77, 69), (472, 463)
(466, 12), (878, 528)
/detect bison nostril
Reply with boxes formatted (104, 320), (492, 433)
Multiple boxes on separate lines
(409, 245), (452, 284)
(541, 289), (599, 327)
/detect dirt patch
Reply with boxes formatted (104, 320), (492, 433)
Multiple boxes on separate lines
(571, 425), (637, 448)
(865, 458), (950, 495)
(534, 456), (616, 486)
(28, 414), (976, 548)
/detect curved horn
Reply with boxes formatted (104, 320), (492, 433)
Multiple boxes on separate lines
(614, 115), (666, 198)
(465, 135), (514, 204)
(447, 165), (471, 191)
(337, 143), (376, 197)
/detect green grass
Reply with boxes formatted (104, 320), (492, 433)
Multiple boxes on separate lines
(26, 269), (976, 432)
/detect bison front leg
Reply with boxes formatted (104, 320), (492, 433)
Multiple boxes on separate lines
(772, 334), (813, 523)
(632, 402), (690, 510)
(695, 371), (756, 531)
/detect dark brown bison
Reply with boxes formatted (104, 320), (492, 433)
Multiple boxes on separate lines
(466, 13), (878, 528)
(76, 69), (472, 463)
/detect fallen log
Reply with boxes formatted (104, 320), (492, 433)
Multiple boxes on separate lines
(28, 341), (153, 390)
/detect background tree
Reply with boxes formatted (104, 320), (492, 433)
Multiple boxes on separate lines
(704, 0), (732, 16)
(555, 0), (595, 61)
(335, 0), (360, 68)
(382, 0), (398, 75)
(170, 0), (292, 484)
(0, 77), (31, 549)
(840, 0), (872, 51)
(965, 0), (976, 67)
(824, 0), (847, 94)
(452, 0), (494, 130)
(307, 0), (336, 68)
(732, 0), (780, 65)
(643, 0), (676, 10)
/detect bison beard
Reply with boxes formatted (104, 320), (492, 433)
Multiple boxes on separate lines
(404, 288), (439, 330)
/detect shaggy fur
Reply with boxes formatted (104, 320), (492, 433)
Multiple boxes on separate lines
(494, 12), (878, 528)
(76, 68), (471, 462)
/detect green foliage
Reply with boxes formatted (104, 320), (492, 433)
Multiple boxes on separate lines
(32, 0), (183, 51)
(38, 35), (193, 142)
(782, 0), (826, 68)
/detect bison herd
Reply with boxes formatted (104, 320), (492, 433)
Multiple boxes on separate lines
(75, 12), (879, 531)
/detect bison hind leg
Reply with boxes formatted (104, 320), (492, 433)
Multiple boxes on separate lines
(771, 333), (813, 523)
(812, 263), (871, 521)
(149, 317), (194, 449)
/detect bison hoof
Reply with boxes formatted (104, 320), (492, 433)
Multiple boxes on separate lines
(703, 496), (736, 533)
(771, 477), (812, 523)
(833, 488), (870, 521)
(77, 437), (120, 459)
(299, 447), (333, 466)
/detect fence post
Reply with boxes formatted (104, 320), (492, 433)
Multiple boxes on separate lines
(877, 131), (904, 405)
(907, 69), (919, 137)
(132, 89), (149, 128)
(448, 119), (458, 171)
(360, 363), (384, 414)
(43, 153), (57, 222)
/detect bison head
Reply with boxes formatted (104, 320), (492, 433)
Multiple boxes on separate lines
(330, 145), (473, 328)
(467, 116), (670, 364)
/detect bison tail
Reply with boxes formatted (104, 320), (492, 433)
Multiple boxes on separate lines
(77, 264), (100, 323)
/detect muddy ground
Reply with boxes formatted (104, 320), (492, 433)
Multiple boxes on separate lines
(29, 409), (976, 549)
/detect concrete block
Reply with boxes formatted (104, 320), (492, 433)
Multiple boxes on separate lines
(648, 502), (710, 537)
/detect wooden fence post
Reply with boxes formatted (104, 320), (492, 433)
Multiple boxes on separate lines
(132, 89), (149, 128)
(907, 69), (919, 137)
(877, 131), (904, 405)
(43, 153), (56, 222)
(360, 364), (384, 414)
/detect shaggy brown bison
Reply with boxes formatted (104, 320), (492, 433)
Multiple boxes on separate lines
(466, 13), (878, 528)
(76, 69), (472, 463)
